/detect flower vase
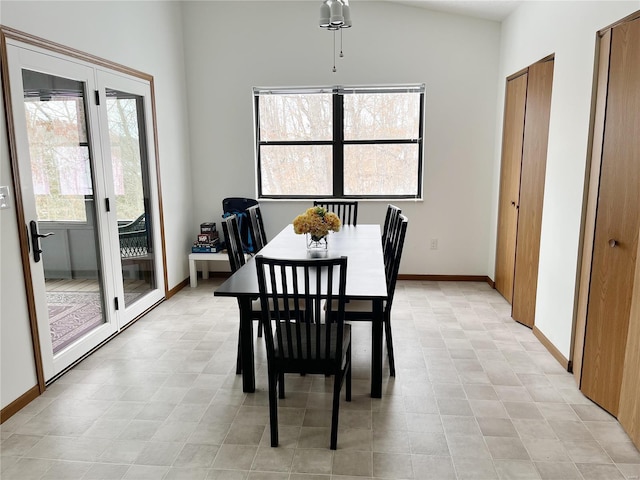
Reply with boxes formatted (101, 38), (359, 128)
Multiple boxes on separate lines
(306, 233), (328, 251)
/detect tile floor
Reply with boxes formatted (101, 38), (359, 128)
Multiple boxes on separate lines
(2, 280), (640, 479)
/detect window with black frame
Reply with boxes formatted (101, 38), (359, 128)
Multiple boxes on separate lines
(254, 85), (424, 199)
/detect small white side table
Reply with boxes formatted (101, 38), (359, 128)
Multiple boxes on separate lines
(188, 252), (230, 287)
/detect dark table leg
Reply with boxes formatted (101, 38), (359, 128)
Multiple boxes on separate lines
(371, 298), (383, 398)
(238, 296), (255, 393)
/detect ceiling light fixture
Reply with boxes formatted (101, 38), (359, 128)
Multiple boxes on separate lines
(319, 0), (352, 72)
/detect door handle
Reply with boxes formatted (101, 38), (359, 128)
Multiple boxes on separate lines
(609, 239), (618, 248)
(29, 220), (55, 263)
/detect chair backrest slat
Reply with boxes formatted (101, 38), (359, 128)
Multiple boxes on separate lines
(221, 215), (247, 273)
(313, 200), (359, 226)
(247, 204), (268, 252)
(382, 204), (402, 250)
(256, 255), (348, 366)
(385, 214), (408, 311)
(324, 262), (334, 360)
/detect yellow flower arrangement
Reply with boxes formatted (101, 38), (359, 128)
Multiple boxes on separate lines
(293, 206), (341, 241)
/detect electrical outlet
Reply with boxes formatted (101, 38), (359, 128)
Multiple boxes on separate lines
(430, 238), (438, 250)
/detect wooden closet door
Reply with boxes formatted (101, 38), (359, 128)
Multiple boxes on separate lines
(512, 59), (554, 327)
(620, 209), (640, 447)
(582, 17), (640, 417)
(495, 73), (528, 303)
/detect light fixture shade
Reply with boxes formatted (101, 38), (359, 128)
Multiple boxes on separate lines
(342, 4), (352, 27)
(330, 0), (344, 26)
(319, 1), (330, 28)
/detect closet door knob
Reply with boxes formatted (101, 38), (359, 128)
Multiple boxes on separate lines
(609, 239), (618, 248)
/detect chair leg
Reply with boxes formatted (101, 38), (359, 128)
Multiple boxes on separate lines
(268, 370), (279, 447)
(385, 317), (396, 377)
(346, 345), (352, 402)
(330, 373), (342, 450)
(257, 321), (263, 338)
(278, 372), (285, 399)
(236, 328), (242, 374)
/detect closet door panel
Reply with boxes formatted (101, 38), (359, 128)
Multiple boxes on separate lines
(573, 29), (612, 386)
(512, 59), (554, 327)
(582, 17), (640, 417)
(620, 213), (640, 446)
(495, 73), (528, 303)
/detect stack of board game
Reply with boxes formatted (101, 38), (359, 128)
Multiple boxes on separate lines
(192, 222), (222, 253)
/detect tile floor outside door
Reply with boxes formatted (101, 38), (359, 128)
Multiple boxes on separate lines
(2, 280), (640, 479)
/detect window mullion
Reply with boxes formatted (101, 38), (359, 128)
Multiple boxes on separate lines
(255, 94), (264, 198)
(417, 91), (425, 198)
(259, 140), (332, 146)
(333, 92), (344, 197)
(343, 139), (419, 145)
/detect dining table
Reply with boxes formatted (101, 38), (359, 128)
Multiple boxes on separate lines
(213, 224), (388, 398)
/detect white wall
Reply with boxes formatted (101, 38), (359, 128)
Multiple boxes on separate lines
(0, 1), (193, 409)
(182, 1), (501, 275)
(489, 1), (640, 360)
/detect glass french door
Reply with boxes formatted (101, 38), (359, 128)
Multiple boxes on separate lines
(5, 40), (164, 382)
(97, 71), (164, 321)
(21, 67), (112, 364)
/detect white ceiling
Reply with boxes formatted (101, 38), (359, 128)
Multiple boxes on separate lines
(387, 0), (523, 21)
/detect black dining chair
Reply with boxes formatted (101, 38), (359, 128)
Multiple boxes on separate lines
(326, 214), (408, 377)
(382, 204), (402, 250)
(313, 200), (358, 226)
(246, 204), (267, 252)
(222, 215), (262, 373)
(222, 213), (307, 372)
(255, 254), (351, 450)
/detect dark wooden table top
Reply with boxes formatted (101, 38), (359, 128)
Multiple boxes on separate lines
(214, 224), (387, 300)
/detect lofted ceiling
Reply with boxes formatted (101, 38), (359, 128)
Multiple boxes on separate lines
(386, 0), (523, 22)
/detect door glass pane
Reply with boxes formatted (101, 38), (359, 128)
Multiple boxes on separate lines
(105, 88), (156, 306)
(22, 69), (106, 355)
